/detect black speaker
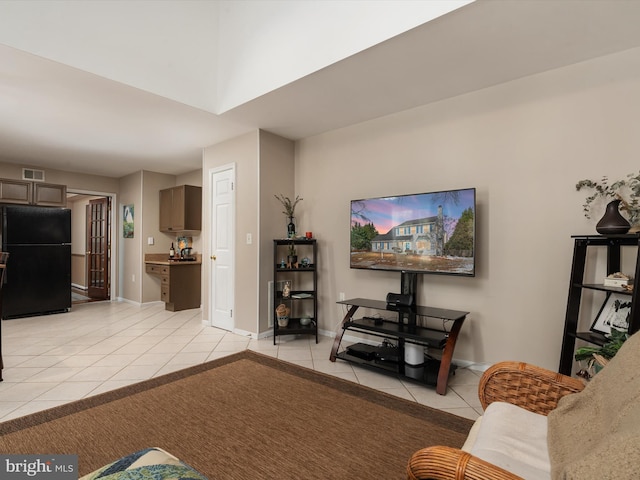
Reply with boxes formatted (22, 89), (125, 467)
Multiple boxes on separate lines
(386, 292), (413, 307)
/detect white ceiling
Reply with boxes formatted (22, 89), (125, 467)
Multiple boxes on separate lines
(1, 0), (640, 179)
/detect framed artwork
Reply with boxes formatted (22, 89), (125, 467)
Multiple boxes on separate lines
(123, 204), (134, 238)
(591, 293), (632, 335)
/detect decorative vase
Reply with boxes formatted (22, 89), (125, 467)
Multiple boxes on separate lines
(596, 200), (630, 234)
(287, 216), (296, 238)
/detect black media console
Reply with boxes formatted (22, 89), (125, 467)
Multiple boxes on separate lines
(329, 297), (468, 395)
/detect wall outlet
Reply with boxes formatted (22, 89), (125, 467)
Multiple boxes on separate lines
(132, 274), (135, 282)
(339, 292), (345, 301)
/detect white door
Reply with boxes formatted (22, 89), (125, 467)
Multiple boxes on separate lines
(210, 165), (235, 331)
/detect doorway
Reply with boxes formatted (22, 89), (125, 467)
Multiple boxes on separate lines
(67, 192), (114, 303)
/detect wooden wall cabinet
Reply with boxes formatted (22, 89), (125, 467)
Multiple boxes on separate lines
(0, 178), (66, 207)
(159, 185), (202, 233)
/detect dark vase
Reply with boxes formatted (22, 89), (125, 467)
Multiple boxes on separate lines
(596, 199), (630, 234)
(287, 217), (296, 238)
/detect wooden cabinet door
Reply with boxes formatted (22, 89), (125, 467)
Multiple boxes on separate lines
(0, 179), (31, 204)
(183, 185), (202, 231)
(159, 188), (174, 232)
(171, 185), (186, 231)
(33, 182), (67, 206)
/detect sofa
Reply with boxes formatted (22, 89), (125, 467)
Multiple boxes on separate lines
(407, 330), (640, 480)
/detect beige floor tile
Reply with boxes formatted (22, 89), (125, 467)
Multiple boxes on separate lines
(0, 301), (481, 423)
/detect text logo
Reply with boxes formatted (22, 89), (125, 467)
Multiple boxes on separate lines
(0, 455), (78, 480)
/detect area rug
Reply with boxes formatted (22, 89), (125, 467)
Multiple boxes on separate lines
(0, 350), (473, 479)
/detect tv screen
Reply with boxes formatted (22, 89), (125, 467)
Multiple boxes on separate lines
(350, 188), (476, 276)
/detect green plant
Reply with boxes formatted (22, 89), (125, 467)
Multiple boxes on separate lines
(274, 194), (303, 218)
(576, 171), (640, 224)
(575, 328), (629, 364)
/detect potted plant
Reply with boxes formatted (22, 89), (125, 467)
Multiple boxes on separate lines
(576, 171), (640, 230)
(275, 194), (303, 238)
(574, 328), (629, 379)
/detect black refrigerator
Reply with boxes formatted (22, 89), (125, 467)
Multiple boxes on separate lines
(1, 205), (71, 319)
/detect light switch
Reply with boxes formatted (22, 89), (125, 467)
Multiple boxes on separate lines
(147, 236), (154, 245)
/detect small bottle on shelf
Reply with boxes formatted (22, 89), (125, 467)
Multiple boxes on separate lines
(169, 242), (175, 259)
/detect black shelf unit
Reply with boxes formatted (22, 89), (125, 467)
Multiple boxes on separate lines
(559, 234), (640, 375)
(273, 239), (318, 344)
(330, 298), (468, 395)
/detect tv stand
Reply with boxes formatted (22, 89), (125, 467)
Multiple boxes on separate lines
(330, 298), (468, 395)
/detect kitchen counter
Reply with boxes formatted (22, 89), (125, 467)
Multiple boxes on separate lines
(144, 254), (201, 311)
(144, 253), (202, 265)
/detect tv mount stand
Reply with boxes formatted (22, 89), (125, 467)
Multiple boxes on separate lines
(330, 293), (468, 395)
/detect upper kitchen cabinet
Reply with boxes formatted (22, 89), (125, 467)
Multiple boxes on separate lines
(159, 185), (202, 233)
(0, 178), (66, 207)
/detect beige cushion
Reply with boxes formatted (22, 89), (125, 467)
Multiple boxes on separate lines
(469, 402), (550, 480)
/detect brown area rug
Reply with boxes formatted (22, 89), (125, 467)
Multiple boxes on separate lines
(0, 351), (473, 479)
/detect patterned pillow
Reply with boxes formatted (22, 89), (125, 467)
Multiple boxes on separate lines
(80, 447), (208, 480)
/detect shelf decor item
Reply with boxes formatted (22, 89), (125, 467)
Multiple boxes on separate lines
(591, 293), (632, 335)
(576, 171), (640, 231)
(595, 199), (630, 234)
(275, 303), (290, 327)
(575, 328), (629, 378)
(274, 194), (303, 238)
(287, 242), (297, 268)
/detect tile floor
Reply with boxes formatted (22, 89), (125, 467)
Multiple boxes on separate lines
(0, 301), (483, 423)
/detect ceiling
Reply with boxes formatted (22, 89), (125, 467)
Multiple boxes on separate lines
(1, 0), (640, 179)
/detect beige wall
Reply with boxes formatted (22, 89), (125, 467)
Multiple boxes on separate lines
(118, 172), (142, 303)
(141, 171), (176, 303)
(140, 169), (203, 304)
(294, 46), (640, 370)
(258, 131), (295, 333)
(203, 131), (259, 333)
(0, 161), (119, 194)
(202, 131), (294, 335)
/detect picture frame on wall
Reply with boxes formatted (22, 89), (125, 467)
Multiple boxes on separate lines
(123, 204), (134, 238)
(591, 293), (632, 335)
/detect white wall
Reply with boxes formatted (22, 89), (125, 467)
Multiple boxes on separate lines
(0, 0), (219, 112)
(215, 0), (471, 111)
(296, 46), (640, 371)
(0, 0), (471, 114)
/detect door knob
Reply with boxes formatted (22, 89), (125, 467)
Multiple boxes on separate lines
(211, 255), (217, 260)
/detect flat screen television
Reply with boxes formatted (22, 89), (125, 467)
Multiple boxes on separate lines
(350, 187), (476, 276)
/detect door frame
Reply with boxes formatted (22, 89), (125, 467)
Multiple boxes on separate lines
(208, 164), (236, 330)
(68, 189), (117, 303)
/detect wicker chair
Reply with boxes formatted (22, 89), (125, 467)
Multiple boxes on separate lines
(407, 361), (585, 480)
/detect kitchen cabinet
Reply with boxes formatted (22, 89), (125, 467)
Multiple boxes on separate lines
(145, 257), (201, 311)
(0, 178), (66, 207)
(159, 185), (201, 233)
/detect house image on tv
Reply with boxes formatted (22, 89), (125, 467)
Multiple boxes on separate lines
(371, 206), (446, 256)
